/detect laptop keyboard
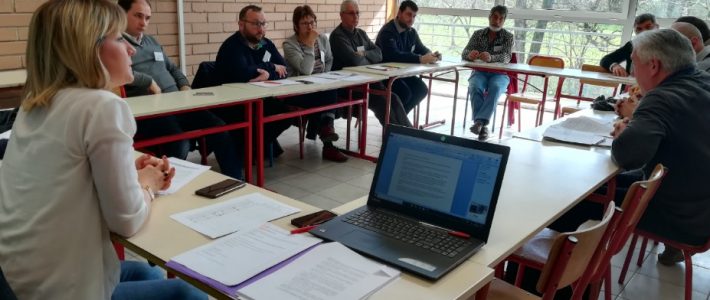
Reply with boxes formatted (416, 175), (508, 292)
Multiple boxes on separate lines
(344, 209), (473, 258)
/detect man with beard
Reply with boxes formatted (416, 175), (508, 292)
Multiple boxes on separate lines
(461, 5), (513, 140)
(214, 5), (291, 159)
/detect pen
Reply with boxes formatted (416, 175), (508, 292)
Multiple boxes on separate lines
(447, 231), (471, 239)
(290, 225), (317, 234)
(262, 81), (281, 85)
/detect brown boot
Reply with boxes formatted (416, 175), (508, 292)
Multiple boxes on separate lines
(322, 145), (348, 162)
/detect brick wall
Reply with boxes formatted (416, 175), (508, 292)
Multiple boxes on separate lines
(0, 0), (388, 82)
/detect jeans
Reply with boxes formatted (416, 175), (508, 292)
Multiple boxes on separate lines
(391, 76), (428, 113)
(468, 71), (510, 125)
(112, 261), (206, 300)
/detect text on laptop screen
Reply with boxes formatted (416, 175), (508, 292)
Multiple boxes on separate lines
(373, 132), (503, 225)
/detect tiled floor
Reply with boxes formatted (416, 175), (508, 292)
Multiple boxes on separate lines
(133, 81), (710, 300)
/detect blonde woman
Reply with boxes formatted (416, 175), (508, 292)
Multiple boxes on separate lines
(0, 1), (203, 299)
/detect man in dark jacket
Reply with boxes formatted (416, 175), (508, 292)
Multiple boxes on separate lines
(600, 13), (658, 77)
(214, 5), (291, 160)
(611, 29), (710, 264)
(375, 0), (440, 114)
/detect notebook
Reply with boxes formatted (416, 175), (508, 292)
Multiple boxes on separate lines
(311, 125), (510, 280)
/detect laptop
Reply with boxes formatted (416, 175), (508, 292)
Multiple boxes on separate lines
(311, 125), (510, 280)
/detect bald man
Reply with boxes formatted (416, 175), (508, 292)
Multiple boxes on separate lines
(671, 22), (710, 72)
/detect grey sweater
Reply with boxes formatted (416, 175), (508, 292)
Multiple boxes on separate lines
(612, 67), (710, 244)
(282, 34), (332, 76)
(123, 33), (189, 97)
(329, 24), (382, 71)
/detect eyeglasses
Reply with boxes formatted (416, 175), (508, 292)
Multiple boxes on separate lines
(244, 20), (268, 28)
(299, 20), (317, 27)
(342, 11), (360, 16)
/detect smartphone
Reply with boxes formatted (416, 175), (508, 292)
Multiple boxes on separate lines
(291, 210), (338, 228)
(195, 179), (245, 199)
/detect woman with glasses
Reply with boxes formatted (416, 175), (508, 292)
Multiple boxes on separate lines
(0, 1), (204, 299)
(283, 5), (348, 162)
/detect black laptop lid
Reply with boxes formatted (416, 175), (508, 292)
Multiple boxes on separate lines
(368, 126), (510, 242)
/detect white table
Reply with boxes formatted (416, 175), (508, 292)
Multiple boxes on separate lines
(223, 72), (388, 187)
(346, 62), (466, 134)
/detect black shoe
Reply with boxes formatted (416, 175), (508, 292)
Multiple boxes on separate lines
(658, 246), (684, 266)
(478, 126), (489, 141)
(470, 122), (483, 134)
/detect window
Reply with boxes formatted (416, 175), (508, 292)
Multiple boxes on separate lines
(417, 0), (496, 10)
(636, 0), (709, 19)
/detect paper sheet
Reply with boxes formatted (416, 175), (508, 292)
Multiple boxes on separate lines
(294, 76), (336, 84)
(171, 223), (321, 286)
(248, 79), (302, 88)
(238, 242), (400, 300)
(313, 72), (356, 80)
(170, 192), (300, 238)
(0, 129), (10, 140)
(343, 74), (375, 82)
(160, 157), (211, 195)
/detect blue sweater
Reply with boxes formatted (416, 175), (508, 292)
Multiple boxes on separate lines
(215, 32), (286, 84)
(375, 20), (430, 63)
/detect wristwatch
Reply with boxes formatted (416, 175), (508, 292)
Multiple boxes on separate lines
(610, 63), (620, 72)
(143, 185), (155, 202)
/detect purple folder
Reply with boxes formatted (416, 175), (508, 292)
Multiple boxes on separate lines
(165, 243), (321, 297)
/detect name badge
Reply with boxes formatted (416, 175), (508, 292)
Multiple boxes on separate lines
(263, 51), (271, 62)
(356, 46), (365, 52)
(154, 52), (164, 62)
(411, 45), (415, 53)
(493, 45), (503, 52)
(320, 50), (325, 60)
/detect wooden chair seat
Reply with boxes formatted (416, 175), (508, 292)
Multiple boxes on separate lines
(559, 106), (582, 117)
(508, 93), (545, 105)
(488, 278), (540, 300)
(512, 228), (558, 265)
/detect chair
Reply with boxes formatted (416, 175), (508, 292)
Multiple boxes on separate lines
(498, 55), (565, 139)
(571, 164), (667, 300)
(615, 165), (703, 300)
(488, 203), (618, 300)
(0, 266), (17, 300)
(463, 53), (519, 133)
(559, 64), (619, 118)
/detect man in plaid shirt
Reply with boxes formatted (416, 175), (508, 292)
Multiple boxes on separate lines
(461, 5), (513, 140)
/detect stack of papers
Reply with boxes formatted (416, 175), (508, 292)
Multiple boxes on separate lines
(169, 223), (321, 287)
(170, 192), (300, 238)
(543, 116), (615, 146)
(238, 242), (400, 300)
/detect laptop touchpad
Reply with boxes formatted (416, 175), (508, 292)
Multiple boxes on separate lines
(342, 230), (389, 251)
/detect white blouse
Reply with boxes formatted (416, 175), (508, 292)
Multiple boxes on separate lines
(0, 88), (149, 299)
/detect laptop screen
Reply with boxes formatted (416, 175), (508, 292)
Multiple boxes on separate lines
(372, 130), (504, 227)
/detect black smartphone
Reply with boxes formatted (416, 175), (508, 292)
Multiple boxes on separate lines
(291, 210), (338, 228)
(195, 179), (245, 199)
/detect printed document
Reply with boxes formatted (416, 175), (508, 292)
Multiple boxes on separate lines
(313, 71), (356, 80)
(160, 157), (211, 195)
(171, 192), (300, 238)
(171, 223), (321, 286)
(239, 242), (400, 300)
(249, 79), (301, 88)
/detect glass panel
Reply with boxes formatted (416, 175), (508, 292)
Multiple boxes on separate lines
(417, 0), (496, 10)
(504, 0), (625, 13)
(636, 0), (709, 19)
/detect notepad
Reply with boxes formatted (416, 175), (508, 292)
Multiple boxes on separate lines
(238, 242), (400, 300)
(170, 192), (300, 238)
(366, 64), (401, 71)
